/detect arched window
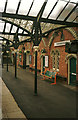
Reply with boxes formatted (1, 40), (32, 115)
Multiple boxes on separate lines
(51, 50), (60, 71)
(52, 50), (55, 70)
(55, 50), (60, 71)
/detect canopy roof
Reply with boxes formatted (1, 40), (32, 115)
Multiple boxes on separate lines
(0, 0), (78, 43)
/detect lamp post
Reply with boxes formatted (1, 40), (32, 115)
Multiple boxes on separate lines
(13, 33), (20, 78)
(23, 50), (26, 69)
(33, 46), (39, 95)
(14, 49), (17, 78)
(6, 50), (9, 72)
(1, 52), (4, 68)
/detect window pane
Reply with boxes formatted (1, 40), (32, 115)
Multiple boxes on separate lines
(42, 0), (57, 18)
(70, 0), (78, 3)
(6, 0), (20, 13)
(18, 28), (23, 33)
(0, 21), (5, 32)
(18, 0), (33, 15)
(5, 23), (11, 32)
(67, 10), (77, 22)
(0, 0), (6, 12)
(29, 0), (45, 16)
(49, 1), (68, 19)
(58, 3), (75, 21)
(11, 25), (17, 33)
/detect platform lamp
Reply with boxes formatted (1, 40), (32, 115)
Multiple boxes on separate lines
(6, 49), (9, 72)
(1, 51), (4, 68)
(23, 47), (26, 69)
(6, 41), (10, 72)
(13, 33), (19, 78)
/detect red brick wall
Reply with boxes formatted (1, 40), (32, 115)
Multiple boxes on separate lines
(17, 27), (78, 80)
(49, 29), (75, 78)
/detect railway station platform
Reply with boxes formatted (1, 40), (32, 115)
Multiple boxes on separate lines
(2, 65), (78, 119)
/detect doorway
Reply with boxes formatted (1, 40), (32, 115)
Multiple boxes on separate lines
(70, 57), (76, 85)
(41, 56), (45, 74)
(26, 54), (29, 67)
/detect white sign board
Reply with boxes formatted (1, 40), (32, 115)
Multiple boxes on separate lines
(45, 56), (48, 67)
(54, 40), (70, 47)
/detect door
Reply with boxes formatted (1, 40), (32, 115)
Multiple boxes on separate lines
(70, 57), (76, 85)
(43, 56), (45, 72)
(26, 54), (29, 66)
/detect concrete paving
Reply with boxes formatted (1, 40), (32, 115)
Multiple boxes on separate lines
(2, 66), (78, 119)
(1, 77), (27, 119)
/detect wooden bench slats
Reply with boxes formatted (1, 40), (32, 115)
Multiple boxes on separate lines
(42, 70), (58, 85)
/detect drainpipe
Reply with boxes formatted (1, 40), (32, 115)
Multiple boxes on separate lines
(14, 49), (17, 78)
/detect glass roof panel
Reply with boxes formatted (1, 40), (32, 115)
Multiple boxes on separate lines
(57, 3), (76, 21)
(0, 0), (6, 12)
(24, 31), (27, 34)
(67, 9), (77, 22)
(18, 28), (23, 33)
(6, 0), (20, 13)
(42, 0), (57, 18)
(49, 0), (67, 19)
(29, 0), (45, 16)
(70, 0), (78, 3)
(0, 21), (5, 32)
(5, 23), (11, 32)
(11, 25), (17, 33)
(18, 0), (33, 15)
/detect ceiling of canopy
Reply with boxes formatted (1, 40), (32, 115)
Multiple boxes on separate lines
(0, 0), (78, 42)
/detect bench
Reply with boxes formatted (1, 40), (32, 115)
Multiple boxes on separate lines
(42, 70), (58, 85)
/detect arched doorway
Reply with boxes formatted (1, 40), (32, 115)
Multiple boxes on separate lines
(66, 54), (77, 85)
(41, 55), (45, 74)
(70, 57), (76, 85)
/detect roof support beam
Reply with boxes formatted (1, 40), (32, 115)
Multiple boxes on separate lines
(16, 0), (21, 14)
(42, 25), (77, 36)
(3, 22), (6, 33)
(1, 12), (78, 26)
(0, 18), (32, 35)
(4, 0), (8, 13)
(0, 32), (30, 36)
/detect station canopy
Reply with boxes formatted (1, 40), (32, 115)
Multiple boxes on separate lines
(0, 0), (78, 44)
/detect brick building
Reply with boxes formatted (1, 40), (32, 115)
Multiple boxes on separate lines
(16, 27), (78, 85)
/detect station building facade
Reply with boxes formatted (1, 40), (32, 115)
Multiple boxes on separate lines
(15, 27), (78, 85)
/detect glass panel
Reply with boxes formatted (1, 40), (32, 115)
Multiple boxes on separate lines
(0, 21), (5, 32)
(18, 28), (23, 33)
(5, 23), (11, 32)
(67, 10), (77, 22)
(70, 0), (78, 3)
(29, 0), (45, 16)
(24, 31), (27, 34)
(0, 0), (6, 12)
(11, 25), (17, 33)
(58, 3), (75, 21)
(42, 0), (57, 18)
(6, 0), (20, 13)
(49, 1), (68, 19)
(18, 0), (33, 15)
